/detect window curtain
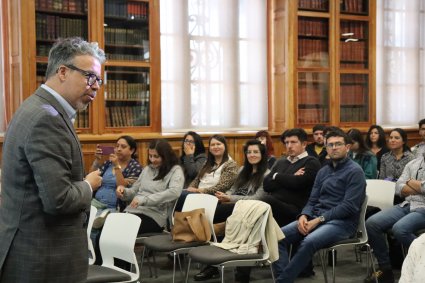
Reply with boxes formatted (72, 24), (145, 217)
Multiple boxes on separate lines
(160, 0), (267, 132)
(377, 0), (425, 127)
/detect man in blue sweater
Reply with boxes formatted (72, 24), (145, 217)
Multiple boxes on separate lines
(273, 129), (366, 283)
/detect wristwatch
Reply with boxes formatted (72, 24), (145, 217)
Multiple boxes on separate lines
(319, 215), (325, 223)
(114, 164), (122, 170)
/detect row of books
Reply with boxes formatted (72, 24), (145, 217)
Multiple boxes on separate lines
(105, 1), (149, 20)
(36, 14), (87, 41)
(298, 0), (328, 11)
(298, 39), (329, 63)
(75, 109), (89, 128)
(341, 0), (367, 14)
(105, 27), (149, 45)
(298, 108), (329, 124)
(341, 21), (367, 40)
(340, 41), (367, 62)
(105, 80), (150, 100)
(341, 74), (368, 84)
(298, 18), (328, 37)
(298, 87), (327, 105)
(36, 0), (87, 13)
(106, 53), (147, 61)
(340, 107), (368, 122)
(340, 85), (368, 105)
(105, 106), (150, 127)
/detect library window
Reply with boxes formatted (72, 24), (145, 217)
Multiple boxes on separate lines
(376, 0), (425, 126)
(160, 0), (267, 132)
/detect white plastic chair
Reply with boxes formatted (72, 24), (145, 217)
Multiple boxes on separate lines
(185, 201), (275, 283)
(87, 205), (98, 265)
(141, 194), (219, 283)
(86, 213), (141, 283)
(319, 196), (376, 283)
(365, 179), (396, 211)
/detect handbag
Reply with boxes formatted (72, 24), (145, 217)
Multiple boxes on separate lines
(172, 208), (211, 242)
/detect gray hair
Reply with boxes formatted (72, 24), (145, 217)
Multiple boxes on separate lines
(45, 37), (106, 79)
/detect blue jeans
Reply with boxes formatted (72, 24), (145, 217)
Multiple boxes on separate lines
(273, 220), (356, 283)
(366, 204), (425, 269)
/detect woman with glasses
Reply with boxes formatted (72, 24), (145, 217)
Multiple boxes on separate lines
(180, 131), (207, 187)
(347, 128), (378, 179)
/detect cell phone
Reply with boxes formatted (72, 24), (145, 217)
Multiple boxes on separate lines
(99, 145), (115, 155)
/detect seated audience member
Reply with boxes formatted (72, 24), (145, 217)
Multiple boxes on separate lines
(306, 124), (328, 165)
(379, 128), (415, 204)
(214, 139), (270, 222)
(262, 128), (321, 227)
(365, 124), (389, 171)
(411, 118), (425, 159)
(347, 128), (378, 179)
(273, 129), (366, 283)
(90, 135), (142, 227)
(116, 139), (184, 234)
(255, 130), (277, 168)
(180, 131), (207, 187)
(194, 139), (270, 282)
(175, 134), (239, 211)
(364, 156), (425, 283)
(399, 233), (425, 283)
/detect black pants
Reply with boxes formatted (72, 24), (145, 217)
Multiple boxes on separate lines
(260, 195), (300, 227)
(134, 213), (164, 234)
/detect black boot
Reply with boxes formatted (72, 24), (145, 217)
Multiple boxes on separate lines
(193, 265), (219, 281)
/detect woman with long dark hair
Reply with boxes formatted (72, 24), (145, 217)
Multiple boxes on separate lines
(175, 134), (238, 211)
(365, 125), (389, 171)
(116, 139), (184, 234)
(180, 131), (206, 187)
(347, 128), (378, 179)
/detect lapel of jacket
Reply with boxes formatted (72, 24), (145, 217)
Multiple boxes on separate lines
(35, 87), (85, 175)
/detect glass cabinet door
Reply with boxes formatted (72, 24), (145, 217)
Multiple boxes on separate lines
(104, 66), (150, 128)
(297, 72), (330, 124)
(298, 17), (329, 68)
(104, 0), (149, 62)
(340, 20), (369, 69)
(340, 73), (369, 122)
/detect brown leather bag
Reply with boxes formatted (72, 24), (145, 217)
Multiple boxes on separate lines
(172, 208), (211, 242)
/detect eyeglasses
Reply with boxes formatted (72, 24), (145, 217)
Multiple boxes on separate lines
(64, 64), (103, 86)
(245, 150), (260, 155)
(184, 139), (195, 144)
(326, 142), (345, 149)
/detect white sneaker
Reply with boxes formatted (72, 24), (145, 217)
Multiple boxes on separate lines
(92, 210), (110, 229)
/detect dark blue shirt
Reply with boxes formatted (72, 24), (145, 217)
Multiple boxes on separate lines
(301, 157), (366, 231)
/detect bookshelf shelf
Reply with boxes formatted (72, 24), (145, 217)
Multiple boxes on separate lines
(8, 0), (160, 135)
(268, 0), (375, 131)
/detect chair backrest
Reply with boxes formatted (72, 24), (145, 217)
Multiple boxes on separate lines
(366, 179), (395, 211)
(181, 193), (219, 242)
(87, 206), (97, 265)
(99, 213), (141, 281)
(357, 195), (369, 244)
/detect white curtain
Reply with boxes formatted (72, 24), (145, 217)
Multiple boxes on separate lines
(160, 0), (267, 132)
(377, 0), (425, 127)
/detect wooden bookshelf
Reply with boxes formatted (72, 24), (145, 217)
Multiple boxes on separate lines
(268, 0), (376, 132)
(5, 0), (160, 134)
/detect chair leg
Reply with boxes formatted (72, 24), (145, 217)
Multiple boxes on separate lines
(319, 250), (329, 283)
(140, 247), (153, 278)
(365, 244), (378, 283)
(151, 251), (158, 278)
(330, 249), (336, 283)
(220, 265), (225, 283)
(185, 257), (192, 283)
(268, 260), (276, 282)
(172, 252), (177, 283)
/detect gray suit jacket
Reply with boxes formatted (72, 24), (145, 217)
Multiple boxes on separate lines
(0, 87), (92, 283)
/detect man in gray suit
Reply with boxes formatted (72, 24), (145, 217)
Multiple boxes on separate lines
(0, 37), (105, 283)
